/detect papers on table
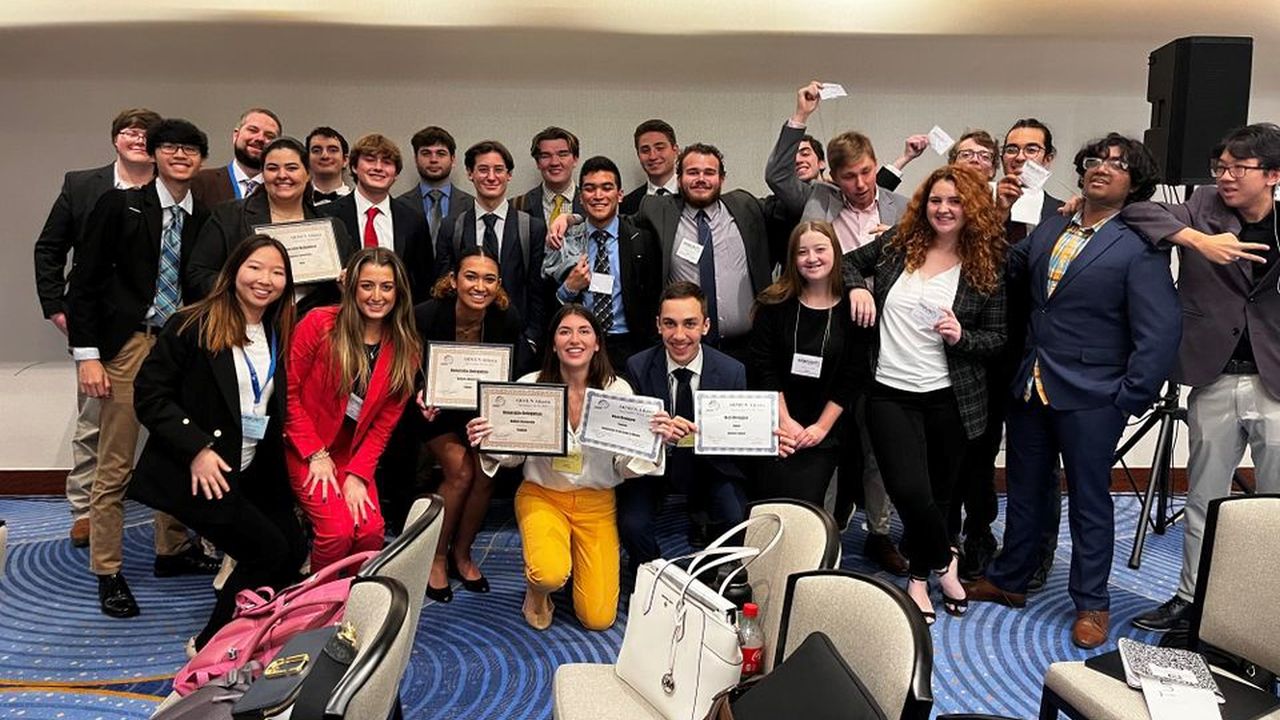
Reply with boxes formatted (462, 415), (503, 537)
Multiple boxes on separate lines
(1140, 677), (1222, 720)
(578, 389), (664, 463)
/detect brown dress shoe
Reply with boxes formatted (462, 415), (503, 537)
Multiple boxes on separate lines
(863, 533), (910, 576)
(962, 576), (1027, 608)
(70, 517), (90, 548)
(1072, 610), (1110, 649)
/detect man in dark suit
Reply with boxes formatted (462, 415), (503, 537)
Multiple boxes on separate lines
(398, 126), (475, 250)
(967, 134), (1182, 650)
(67, 118), (221, 618)
(319, 134), (431, 298)
(620, 119), (679, 216)
(1123, 123), (1280, 633)
(189, 108), (281, 208)
(542, 156), (662, 375)
(33, 107), (160, 546)
(513, 126), (582, 226)
(619, 282), (749, 572)
(436, 140), (546, 354)
(305, 126), (351, 205)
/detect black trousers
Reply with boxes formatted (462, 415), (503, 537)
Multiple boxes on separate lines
(866, 383), (967, 575)
(375, 406), (429, 535)
(753, 441), (840, 507)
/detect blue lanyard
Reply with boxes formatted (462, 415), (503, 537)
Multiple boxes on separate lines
(242, 331), (277, 406)
(229, 161), (243, 200)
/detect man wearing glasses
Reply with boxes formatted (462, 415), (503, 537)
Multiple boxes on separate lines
(1120, 123), (1280, 633)
(966, 134), (1181, 650)
(67, 119), (216, 618)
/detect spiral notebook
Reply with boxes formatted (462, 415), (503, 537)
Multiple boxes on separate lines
(1118, 637), (1224, 703)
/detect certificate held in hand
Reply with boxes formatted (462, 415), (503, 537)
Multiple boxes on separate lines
(694, 391), (779, 456)
(476, 381), (568, 456)
(252, 219), (342, 284)
(578, 389), (664, 463)
(424, 342), (513, 410)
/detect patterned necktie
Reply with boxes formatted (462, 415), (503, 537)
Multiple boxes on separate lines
(695, 209), (720, 345)
(154, 206), (184, 323)
(481, 213), (500, 257)
(590, 229), (614, 332)
(551, 194), (566, 222)
(427, 189), (444, 239)
(363, 206), (380, 248)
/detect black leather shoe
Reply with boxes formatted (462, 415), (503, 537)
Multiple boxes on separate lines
(425, 583), (453, 603)
(687, 521), (711, 549)
(1131, 595), (1193, 632)
(959, 531), (997, 580)
(863, 532), (910, 576)
(98, 573), (140, 618)
(1027, 551), (1054, 593)
(447, 557), (490, 594)
(154, 546), (221, 577)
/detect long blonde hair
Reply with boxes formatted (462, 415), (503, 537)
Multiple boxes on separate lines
(330, 248), (421, 400)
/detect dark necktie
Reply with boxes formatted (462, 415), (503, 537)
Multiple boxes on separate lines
(427, 189), (444, 239)
(695, 209), (721, 345)
(669, 366), (696, 479)
(591, 229), (614, 332)
(313, 190), (340, 203)
(481, 213), (500, 258)
(672, 367), (694, 421)
(656, 188), (671, 196)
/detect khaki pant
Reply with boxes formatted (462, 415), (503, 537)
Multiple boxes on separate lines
(67, 390), (99, 519)
(1177, 373), (1280, 600)
(88, 332), (190, 575)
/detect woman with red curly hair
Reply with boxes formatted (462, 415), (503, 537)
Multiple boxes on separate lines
(841, 164), (1006, 624)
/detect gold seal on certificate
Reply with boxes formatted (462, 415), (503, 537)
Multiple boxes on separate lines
(252, 219), (342, 284)
(424, 342), (513, 410)
(694, 390), (779, 456)
(477, 382), (568, 456)
(578, 389), (664, 463)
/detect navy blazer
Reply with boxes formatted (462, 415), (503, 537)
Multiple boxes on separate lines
(1008, 213), (1181, 416)
(627, 343), (747, 480)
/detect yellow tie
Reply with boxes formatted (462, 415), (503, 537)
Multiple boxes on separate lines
(550, 194), (566, 222)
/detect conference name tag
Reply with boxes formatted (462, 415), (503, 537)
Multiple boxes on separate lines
(552, 448), (584, 475)
(675, 238), (705, 264)
(241, 413), (269, 441)
(589, 272), (615, 295)
(790, 353), (823, 378)
(910, 303), (945, 328)
(345, 393), (364, 421)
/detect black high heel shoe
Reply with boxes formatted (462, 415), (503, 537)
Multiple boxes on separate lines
(941, 548), (968, 617)
(448, 556), (490, 594)
(907, 577), (936, 626)
(426, 582), (453, 603)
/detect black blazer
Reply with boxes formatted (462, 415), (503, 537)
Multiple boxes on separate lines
(320, 192), (434, 300)
(396, 183), (476, 246)
(434, 203), (547, 346)
(129, 315), (294, 523)
(34, 163), (116, 318)
(66, 181), (210, 362)
(620, 186), (647, 217)
(632, 191), (773, 297)
(841, 231), (1007, 439)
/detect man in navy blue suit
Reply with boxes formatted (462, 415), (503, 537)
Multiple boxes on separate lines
(966, 134), (1181, 649)
(618, 282), (749, 573)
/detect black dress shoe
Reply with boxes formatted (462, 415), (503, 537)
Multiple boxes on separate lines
(447, 557), (490, 594)
(425, 583), (453, 603)
(154, 546), (221, 578)
(959, 531), (997, 581)
(98, 573), (140, 618)
(863, 532), (910, 576)
(1027, 551), (1054, 593)
(1131, 595), (1193, 632)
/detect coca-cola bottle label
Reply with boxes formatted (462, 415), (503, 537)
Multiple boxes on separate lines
(741, 646), (763, 676)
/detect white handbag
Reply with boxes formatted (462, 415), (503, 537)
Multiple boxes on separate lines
(614, 515), (783, 720)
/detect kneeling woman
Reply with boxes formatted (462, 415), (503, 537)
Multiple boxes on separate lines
(467, 306), (674, 631)
(131, 235), (306, 649)
(285, 247), (421, 571)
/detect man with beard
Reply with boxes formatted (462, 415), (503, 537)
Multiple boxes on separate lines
(306, 126), (351, 206)
(398, 126), (474, 248)
(190, 108), (281, 207)
(620, 119), (679, 216)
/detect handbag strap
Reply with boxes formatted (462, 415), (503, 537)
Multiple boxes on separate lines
(686, 514), (783, 578)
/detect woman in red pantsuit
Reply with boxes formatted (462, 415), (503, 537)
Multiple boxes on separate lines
(285, 247), (422, 571)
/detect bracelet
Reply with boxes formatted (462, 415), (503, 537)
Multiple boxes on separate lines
(309, 448), (330, 462)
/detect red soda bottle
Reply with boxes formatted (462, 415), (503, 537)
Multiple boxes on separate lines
(739, 602), (765, 677)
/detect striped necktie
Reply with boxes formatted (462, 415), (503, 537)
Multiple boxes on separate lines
(154, 206), (184, 323)
(591, 229), (614, 332)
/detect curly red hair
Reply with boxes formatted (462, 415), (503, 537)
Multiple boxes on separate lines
(889, 165), (1005, 295)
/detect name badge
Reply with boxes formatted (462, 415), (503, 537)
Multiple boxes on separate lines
(791, 353), (824, 378)
(675, 238), (705, 264)
(589, 272), (615, 295)
(551, 449), (584, 475)
(242, 413), (269, 440)
(345, 393), (364, 421)
(909, 303), (945, 328)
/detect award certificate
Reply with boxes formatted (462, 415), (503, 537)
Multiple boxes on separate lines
(694, 391), (779, 456)
(424, 342), (513, 410)
(477, 382), (568, 456)
(252, 219), (342, 284)
(578, 389), (664, 463)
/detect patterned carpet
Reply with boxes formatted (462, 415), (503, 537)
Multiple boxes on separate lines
(0, 492), (1185, 719)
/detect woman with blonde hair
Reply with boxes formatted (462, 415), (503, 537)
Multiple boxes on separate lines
(285, 247), (422, 571)
(842, 164), (1007, 623)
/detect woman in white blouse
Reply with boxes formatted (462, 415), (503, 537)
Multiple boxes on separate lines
(467, 304), (674, 631)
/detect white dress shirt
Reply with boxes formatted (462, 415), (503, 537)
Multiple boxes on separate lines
(354, 190), (395, 250)
(473, 201), (510, 253)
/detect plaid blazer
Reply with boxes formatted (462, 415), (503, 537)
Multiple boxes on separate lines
(841, 230), (1007, 439)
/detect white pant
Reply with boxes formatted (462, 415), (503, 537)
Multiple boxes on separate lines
(1178, 373), (1280, 599)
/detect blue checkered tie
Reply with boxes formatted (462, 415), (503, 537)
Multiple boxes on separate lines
(154, 206), (184, 322)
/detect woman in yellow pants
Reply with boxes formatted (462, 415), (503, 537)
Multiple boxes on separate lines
(468, 305), (673, 630)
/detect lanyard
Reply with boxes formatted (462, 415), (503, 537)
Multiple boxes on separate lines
(794, 302), (833, 358)
(228, 161), (244, 200)
(241, 331), (277, 406)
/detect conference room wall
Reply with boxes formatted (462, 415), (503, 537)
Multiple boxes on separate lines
(3, 24), (1278, 363)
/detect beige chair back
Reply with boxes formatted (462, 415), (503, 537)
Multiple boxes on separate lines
(326, 576), (410, 719)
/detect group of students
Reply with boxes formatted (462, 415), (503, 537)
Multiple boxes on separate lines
(33, 82), (1280, 653)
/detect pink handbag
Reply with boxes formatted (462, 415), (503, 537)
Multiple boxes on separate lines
(173, 551), (376, 695)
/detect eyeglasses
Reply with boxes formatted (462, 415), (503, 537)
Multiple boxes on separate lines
(157, 143), (201, 157)
(1209, 163), (1269, 180)
(117, 129), (148, 142)
(1082, 157), (1130, 172)
(1002, 143), (1044, 158)
(957, 149), (995, 163)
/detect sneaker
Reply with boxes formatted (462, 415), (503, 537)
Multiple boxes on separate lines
(1131, 596), (1193, 632)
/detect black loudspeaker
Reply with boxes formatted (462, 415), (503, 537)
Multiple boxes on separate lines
(1144, 36), (1252, 186)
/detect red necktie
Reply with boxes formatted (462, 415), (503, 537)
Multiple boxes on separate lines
(363, 206), (380, 248)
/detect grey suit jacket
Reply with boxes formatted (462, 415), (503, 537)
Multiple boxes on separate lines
(765, 123), (908, 229)
(396, 182), (475, 244)
(632, 192), (773, 298)
(1122, 187), (1280, 397)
